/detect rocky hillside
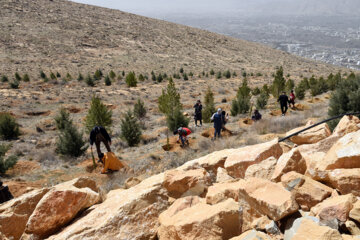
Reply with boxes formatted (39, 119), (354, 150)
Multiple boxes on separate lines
(2, 115), (360, 239)
(0, 0), (344, 77)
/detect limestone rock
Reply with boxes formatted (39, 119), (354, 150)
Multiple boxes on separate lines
(225, 139), (283, 178)
(163, 168), (211, 198)
(271, 149), (307, 182)
(310, 194), (357, 223)
(342, 235), (360, 240)
(326, 169), (360, 196)
(286, 121), (331, 145)
(333, 115), (360, 137)
(250, 216), (272, 231)
(230, 230), (272, 240)
(350, 201), (360, 224)
(48, 173), (170, 240)
(206, 179), (246, 205)
(124, 177), (141, 189)
(0, 188), (50, 240)
(281, 171), (332, 211)
(244, 156), (277, 180)
(162, 196), (204, 219)
(216, 167), (234, 183)
(158, 198), (241, 240)
(24, 178), (100, 238)
(315, 130), (360, 172)
(238, 178), (298, 221)
(284, 216), (342, 240)
(345, 220), (360, 235)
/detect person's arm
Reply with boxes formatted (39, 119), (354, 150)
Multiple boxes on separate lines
(199, 105), (202, 111)
(211, 113), (215, 121)
(101, 127), (111, 143)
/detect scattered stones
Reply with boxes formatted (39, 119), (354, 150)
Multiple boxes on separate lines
(333, 115), (360, 137)
(286, 121), (331, 145)
(271, 149), (307, 182)
(206, 179), (245, 205)
(349, 200), (360, 224)
(216, 167), (234, 183)
(124, 177), (141, 189)
(230, 230), (272, 240)
(326, 169), (360, 196)
(244, 156), (277, 180)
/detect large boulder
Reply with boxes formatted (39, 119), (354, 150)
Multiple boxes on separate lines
(286, 121), (331, 145)
(216, 167), (234, 183)
(48, 173), (170, 240)
(225, 139), (283, 178)
(314, 130), (360, 172)
(284, 216), (342, 240)
(229, 230), (272, 240)
(271, 149), (307, 182)
(244, 157), (277, 180)
(325, 169), (360, 196)
(238, 178), (298, 221)
(333, 115), (360, 137)
(310, 194), (357, 223)
(349, 200), (360, 224)
(157, 198), (242, 240)
(281, 171), (333, 211)
(23, 178), (100, 239)
(0, 188), (50, 240)
(206, 179), (246, 205)
(163, 168), (211, 198)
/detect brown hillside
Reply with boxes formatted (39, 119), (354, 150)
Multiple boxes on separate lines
(1, 0), (344, 77)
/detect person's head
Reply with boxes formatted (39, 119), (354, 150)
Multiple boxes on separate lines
(282, 91), (286, 95)
(197, 100), (201, 104)
(291, 90), (294, 93)
(94, 126), (101, 134)
(254, 109), (258, 113)
(217, 108), (222, 114)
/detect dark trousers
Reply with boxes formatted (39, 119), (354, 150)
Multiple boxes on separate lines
(214, 126), (221, 139)
(95, 134), (111, 157)
(281, 104), (288, 115)
(195, 118), (202, 126)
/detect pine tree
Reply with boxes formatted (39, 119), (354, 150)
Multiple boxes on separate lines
(94, 69), (102, 80)
(54, 108), (72, 130)
(231, 78), (251, 116)
(14, 72), (21, 81)
(66, 73), (72, 81)
(50, 72), (57, 80)
(295, 83), (306, 100)
(109, 70), (116, 79)
(138, 74), (145, 82)
(216, 71), (222, 79)
(56, 123), (88, 157)
(210, 69), (215, 75)
(9, 80), (19, 89)
(158, 78), (189, 130)
(133, 98), (146, 119)
(271, 66), (286, 98)
(232, 71), (237, 77)
(22, 74), (30, 82)
(40, 71), (46, 79)
(157, 73), (163, 82)
(0, 144), (18, 175)
(285, 79), (295, 93)
(183, 73), (188, 81)
(126, 72), (137, 87)
(85, 74), (95, 86)
(203, 87), (215, 123)
(256, 91), (269, 109)
(104, 75), (111, 86)
(179, 67), (184, 74)
(251, 87), (261, 96)
(56, 72), (61, 78)
(0, 113), (20, 140)
(1, 75), (8, 82)
(120, 110), (142, 147)
(77, 73), (84, 81)
(224, 70), (231, 79)
(85, 96), (113, 132)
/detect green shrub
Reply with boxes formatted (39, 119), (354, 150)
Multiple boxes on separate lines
(104, 75), (111, 86)
(54, 108), (72, 130)
(179, 67), (184, 74)
(122, 71), (125, 77)
(126, 72), (137, 87)
(40, 71), (46, 79)
(15, 72), (21, 81)
(158, 78), (189, 130)
(0, 113), (20, 140)
(203, 87), (216, 123)
(285, 79), (295, 92)
(66, 73), (72, 81)
(94, 69), (103, 80)
(183, 73), (188, 81)
(271, 66), (286, 98)
(210, 69), (215, 75)
(1, 75), (8, 82)
(9, 80), (19, 89)
(224, 70), (231, 79)
(189, 72), (193, 77)
(0, 144), (18, 175)
(262, 84), (270, 96)
(242, 72), (247, 78)
(85, 74), (95, 86)
(231, 79), (251, 116)
(134, 98), (146, 119)
(77, 73), (84, 81)
(56, 72), (61, 78)
(56, 123), (88, 157)
(50, 72), (57, 80)
(22, 74), (30, 82)
(232, 71), (237, 77)
(216, 71), (222, 79)
(85, 96), (113, 132)
(300, 77), (310, 90)
(295, 83), (306, 100)
(152, 72), (156, 81)
(120, 110), (142, 147)
(157, 73), (163, 82)
(109, 70), (116, 79)
(328, 75), (360, 129)
(251, 87), (261, 96)
(138, 74), (145, 82)
(256, 91), (269, 109)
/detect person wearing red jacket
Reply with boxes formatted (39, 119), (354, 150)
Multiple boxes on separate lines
(289, 90), (296, 108)
(173, 127), (192, 147)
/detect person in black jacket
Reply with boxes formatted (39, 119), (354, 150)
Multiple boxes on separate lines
(0, 181), (13, 204)
(89, 126), (112, 159)
(193, 100), (203, 127)
(278, 92), (289, 116)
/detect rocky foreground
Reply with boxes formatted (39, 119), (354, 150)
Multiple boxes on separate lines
(1, 115), (360, 240)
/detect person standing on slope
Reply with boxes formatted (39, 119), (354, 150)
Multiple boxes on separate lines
(278, 92), (289, 116)
(289, 90), (296, 108)
(211, 108), (223, 140)
(193, 100), (203, 127)
(89, 126), (112, 160)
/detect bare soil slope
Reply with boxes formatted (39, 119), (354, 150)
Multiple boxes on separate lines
(1, 0), (343, 76)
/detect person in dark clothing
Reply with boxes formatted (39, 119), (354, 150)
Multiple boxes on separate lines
(278, 92), (289, 116)
(173, 127), (192, 147)
(252, 109), (262, 121)
(0, 181), (13, 204)
(193, 100), (203, 127)
(211, 108), (223, 140)
(221, 111), (229, 131)
(89, 126), (112, 159)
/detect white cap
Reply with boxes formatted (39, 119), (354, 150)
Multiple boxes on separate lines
(217, 108), (222, 112)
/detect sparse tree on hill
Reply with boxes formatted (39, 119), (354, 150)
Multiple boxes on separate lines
(0, 144), (18, 175)
(210, 69), (215, 76)
(66, 73), (72, 81)
(94, 69), (102, 80)
(179, 67), (184, 74)
(56, 72), (61, 78)
(0, 113), (20, 140)
(216, 71), (222, 79)
(50, 72), (57, 80)
(85, 74), (95, 86)
(157, 73), (163, 82)
(109, 70), (116, 79)
(40, 70), (46, 79)
(104, 75), (111, 86)
(251, 87), (261, 96)
(56, 122), (88, 157)
(126, 72), (137, 87)
(120, 110), (142, 147)
(133, 98), (146, 119)
(189, 72), (193, 77)
(285, 79), (295, 93)
(183, 73), (188, 81)
(271, 66), (286, 98)
(122, 71), (125, 77)
(256, 91), (269, 109)
(14, 72), (21, 81)
(242, 71), (247, 78)
(138, 74), (145, 82)
(9, 80), (19, 89)
(231, 78), (251, 116)
(1, 75), (8, 82)
(203, 87), (215, 123)
(22, 74), (30, 82)
(54, 108), (72, 131)
(85, 96), (113, 132)
(224, 70), (231, 79)
(295, 83), (306, 100)
(232, 71), (237, 77)
(77, 73), (84, 81)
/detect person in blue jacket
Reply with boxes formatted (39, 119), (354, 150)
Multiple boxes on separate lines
(211, 108), (223, 140)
